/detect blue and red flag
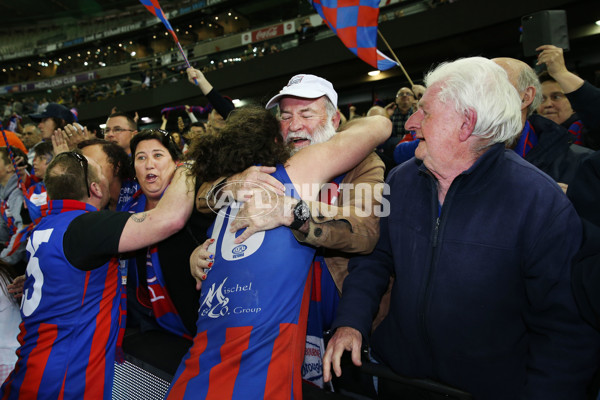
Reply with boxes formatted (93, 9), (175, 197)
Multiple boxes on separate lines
(139, 0), (178, 41)
(139, 0), (192, 69)
(310, 0), (398, 71)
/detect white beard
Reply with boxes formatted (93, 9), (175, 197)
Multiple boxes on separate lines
(286, 119), (337, 155)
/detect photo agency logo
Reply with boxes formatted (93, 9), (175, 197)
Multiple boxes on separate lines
(207, 180), (281, 220)
(206, 180), (392, 218)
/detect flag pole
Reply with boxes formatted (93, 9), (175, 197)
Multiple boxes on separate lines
(378, 30), (414, 87)
(139, 0), (197, 85)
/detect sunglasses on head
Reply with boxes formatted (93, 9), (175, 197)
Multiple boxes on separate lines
(64, 151), (90, 197)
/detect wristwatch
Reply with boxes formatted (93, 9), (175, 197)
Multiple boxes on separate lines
(290, 200), (310, 230)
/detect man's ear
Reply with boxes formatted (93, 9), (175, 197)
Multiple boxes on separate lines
(4, 160), (15, 174)
(459, 108), (477, 142)
(89, 181), (103, 199)
(521, 86), (535, 111)
(332, 111), (341, 131)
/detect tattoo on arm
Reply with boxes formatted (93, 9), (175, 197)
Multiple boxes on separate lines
(131, 212), (147, 223)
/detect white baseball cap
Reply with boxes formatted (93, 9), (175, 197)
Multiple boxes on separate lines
(265, 74), (338, 109)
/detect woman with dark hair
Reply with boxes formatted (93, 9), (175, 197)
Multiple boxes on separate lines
(122, 130), (213, 340)
(167, 105), (391, 399)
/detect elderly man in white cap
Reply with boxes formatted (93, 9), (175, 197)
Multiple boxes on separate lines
(187, 70), (387, 389)
(265, 74), (341, 155)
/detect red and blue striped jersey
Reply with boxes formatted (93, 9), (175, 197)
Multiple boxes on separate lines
(167, 164), (316, 400)
(1, 201), (123, 400)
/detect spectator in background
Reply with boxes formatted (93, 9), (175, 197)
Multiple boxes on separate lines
(19, 124), (42, 165)
(538, 72), (585, 144)
(112, 81), (124, 97)
(493, 57), (593, 189)
(171, 132), (184, 152)
(388, 87), (415, 138)
(323, 57), (600, 399)
(536, 44), (600, 150)
(25, 141), (54, 222)
(36, 98), (48, 114)
(141, 70), (152, 89)
(297, 18), (316, 45)
(28, 103), (75, 141)
(0, 147), (28, 273)
(122, 76), (133, 94)
(185, 68), (235, 132)
(380, 87), (415, 161)
(182, 122), (206, 150)
(103, 112), (138, 156)
(243, 44), (256, 60)
(261, 41), (272, 56)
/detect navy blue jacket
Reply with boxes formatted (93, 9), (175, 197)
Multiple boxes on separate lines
(569, 150), (600, 330)
(567, 81), (600, 150)
(334, 143), (600, 399)
(525, 114), (592, 185)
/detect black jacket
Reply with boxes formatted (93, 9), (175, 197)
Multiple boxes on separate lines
(525, 114), (592, 185)
(569, 150), (600, 330)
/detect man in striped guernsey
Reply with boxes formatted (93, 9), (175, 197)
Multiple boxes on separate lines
(0, 150), (195, 399)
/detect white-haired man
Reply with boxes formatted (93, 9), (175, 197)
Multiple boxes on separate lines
(323, 57), (600, 399)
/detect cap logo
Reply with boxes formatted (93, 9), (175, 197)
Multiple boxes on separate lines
(286, 75), (305, 87)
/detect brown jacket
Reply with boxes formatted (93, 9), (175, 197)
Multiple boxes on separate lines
(195, 151), (385, 293)
(291, 152), (385, 292)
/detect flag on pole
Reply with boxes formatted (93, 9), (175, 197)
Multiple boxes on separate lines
(139, 0), (193, 70)
(309, 0), (399, 71)
(139, 0), (178, 41)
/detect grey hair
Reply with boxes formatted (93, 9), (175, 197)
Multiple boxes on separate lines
(516, 66), (543, 117)
(323, 96), (338, 120)
(424, 57), (522, 149)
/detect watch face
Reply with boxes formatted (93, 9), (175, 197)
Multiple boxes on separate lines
(294, 202), (310, 221)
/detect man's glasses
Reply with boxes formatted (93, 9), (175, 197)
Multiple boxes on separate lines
(396, 92), (415, 98)
(102, 127), (134, 136)
(65, 151), (90, 197)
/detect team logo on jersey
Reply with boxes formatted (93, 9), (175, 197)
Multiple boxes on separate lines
(232, 244), (247, 258)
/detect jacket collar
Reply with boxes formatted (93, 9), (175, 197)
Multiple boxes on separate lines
(417, 142), (506, 196)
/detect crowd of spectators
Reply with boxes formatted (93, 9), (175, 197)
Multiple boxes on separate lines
(0, 0), (457, 115)
(6, 2), (600, 397)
